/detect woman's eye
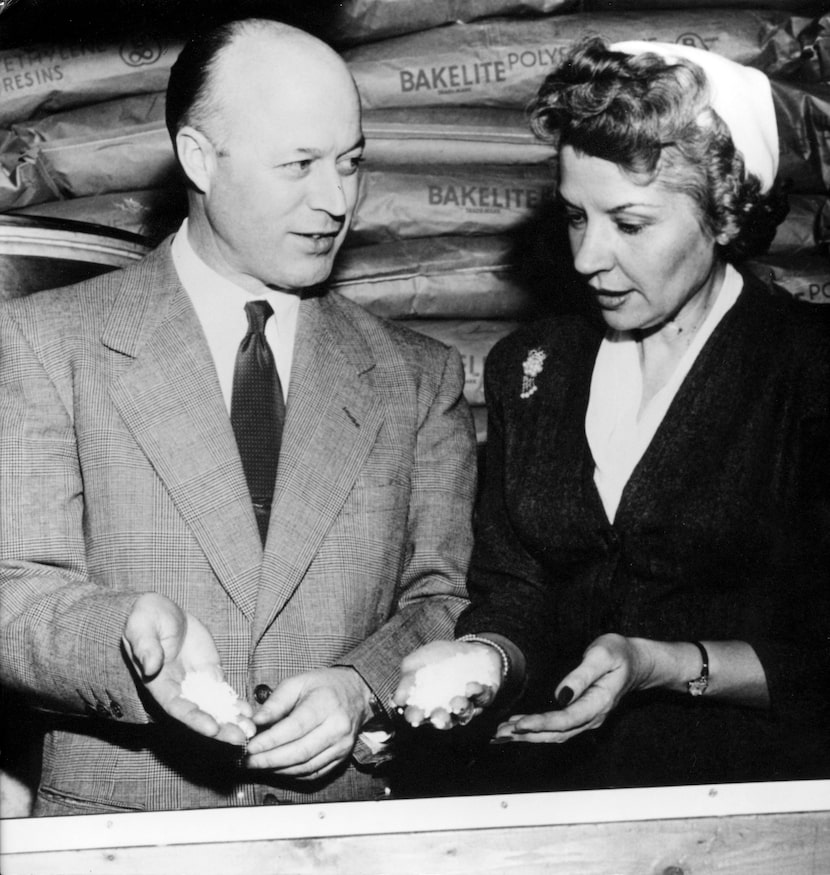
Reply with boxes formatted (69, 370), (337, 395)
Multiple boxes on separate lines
(616, 221), (644, 235)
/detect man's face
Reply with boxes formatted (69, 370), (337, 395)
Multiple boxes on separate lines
(194, 43), (364, 293)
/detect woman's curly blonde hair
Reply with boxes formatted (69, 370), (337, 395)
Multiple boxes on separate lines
(528, 37), (787, 261)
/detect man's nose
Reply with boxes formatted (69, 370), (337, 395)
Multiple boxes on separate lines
(309, 162), (349, 217)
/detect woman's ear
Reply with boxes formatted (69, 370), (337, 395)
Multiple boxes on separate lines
(175, 126), (216, 194)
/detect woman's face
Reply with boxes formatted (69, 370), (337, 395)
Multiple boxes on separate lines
(559, 145), (723, 334)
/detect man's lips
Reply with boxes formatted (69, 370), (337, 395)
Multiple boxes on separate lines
(295, 229), (341, 239)
(293, 230), (341, 252)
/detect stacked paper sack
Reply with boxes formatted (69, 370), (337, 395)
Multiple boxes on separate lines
(1, 0), (829, 443)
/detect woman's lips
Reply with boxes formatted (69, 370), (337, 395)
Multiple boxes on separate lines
(594, 288), (633, 308)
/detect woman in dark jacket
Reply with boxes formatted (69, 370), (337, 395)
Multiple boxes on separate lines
(394, 37), (830, 789)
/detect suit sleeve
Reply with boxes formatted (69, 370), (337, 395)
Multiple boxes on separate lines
(0, 307), (151, 724)
(334, 342), (477, 713)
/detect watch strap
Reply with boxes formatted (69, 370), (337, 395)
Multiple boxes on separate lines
(687, 640), (710, 696)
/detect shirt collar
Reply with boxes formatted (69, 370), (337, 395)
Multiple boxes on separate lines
(170, 218), (301, 324)
(170, 219), (300, 409)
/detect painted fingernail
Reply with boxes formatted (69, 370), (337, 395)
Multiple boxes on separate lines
(557, 686), (574, 707)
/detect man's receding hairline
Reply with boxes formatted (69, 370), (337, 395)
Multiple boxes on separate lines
(194, 18), (348, 147)
(220, 18), (343, 71)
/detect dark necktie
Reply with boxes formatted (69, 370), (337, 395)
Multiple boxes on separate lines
(230, 300), (285, 545)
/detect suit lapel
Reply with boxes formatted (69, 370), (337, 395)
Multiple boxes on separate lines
(251, 293), (385, 647)
(104, 245), (262, 619)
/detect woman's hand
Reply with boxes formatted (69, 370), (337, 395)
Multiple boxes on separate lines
(393, 639), (504, 730)
(494, 633), (652, 744)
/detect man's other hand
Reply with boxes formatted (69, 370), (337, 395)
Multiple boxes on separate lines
(122, 592), (254, 745)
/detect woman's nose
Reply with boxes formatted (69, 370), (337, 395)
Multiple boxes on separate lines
(571, 222), (612, 277)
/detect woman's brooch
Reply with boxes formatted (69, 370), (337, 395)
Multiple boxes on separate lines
(520, 348), (547, 399)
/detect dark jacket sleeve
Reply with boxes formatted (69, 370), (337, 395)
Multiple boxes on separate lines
(455, 331), (561, 695)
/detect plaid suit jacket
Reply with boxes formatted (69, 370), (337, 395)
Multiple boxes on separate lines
(0, 240), (476, 814)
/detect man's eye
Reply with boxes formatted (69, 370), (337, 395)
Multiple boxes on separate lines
(338, 155), (364, 176)
(564, 211), (585, 228)
(281, 159), (313, 175)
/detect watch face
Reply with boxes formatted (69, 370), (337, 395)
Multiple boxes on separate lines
(688, 677), (709, 697)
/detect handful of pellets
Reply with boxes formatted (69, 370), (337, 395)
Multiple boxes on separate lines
(404, 649), (500, 728)
(180, 670), (255, 738)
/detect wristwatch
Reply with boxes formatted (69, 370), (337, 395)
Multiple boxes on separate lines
(687, 641), (710, 696)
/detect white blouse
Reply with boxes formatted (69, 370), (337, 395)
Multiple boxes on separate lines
(585, 264), (743, 523)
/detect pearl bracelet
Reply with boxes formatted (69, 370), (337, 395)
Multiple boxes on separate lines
(457, 634), (510, 682)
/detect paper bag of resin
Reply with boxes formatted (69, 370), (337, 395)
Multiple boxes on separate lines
(746, 253), (830, 307)
(0, 127), (50, 210)
(471, 406), (488, 445)
(582, 0), (813, 10)
(345, 9), (802, 111)
(768, 195), (830, 255)
(406, 319), (519, 405)
(10, 91), (167, 144)
(0, 36), (183, 125)
(34, 121), (176, 199)
(350, 164), (553, 244)
(332, 235), (534, 320)
(314, 0), (578, 46)
(0, 93), (173, 209)
(363, 107), (556, 166)
(11, 188), (186, 242)
(773, 79), (830, 195)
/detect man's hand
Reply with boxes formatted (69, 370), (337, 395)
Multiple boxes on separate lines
(245, 667), (371, 779)
(122, 592), (254, 745)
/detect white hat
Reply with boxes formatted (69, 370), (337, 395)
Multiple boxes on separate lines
(611, 41), (778, 193)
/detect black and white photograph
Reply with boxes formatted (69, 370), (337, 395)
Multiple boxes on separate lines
(1, 0), (828, 871)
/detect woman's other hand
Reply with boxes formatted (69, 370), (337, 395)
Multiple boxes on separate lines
(393, 639), (504, 730)
(494, 633), (652, 743)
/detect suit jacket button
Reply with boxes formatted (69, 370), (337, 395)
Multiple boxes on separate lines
(262, 793), (279, 805)
(254, 684), (272, 705)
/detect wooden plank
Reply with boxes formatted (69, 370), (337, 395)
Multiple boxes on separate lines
(2, 782), (829, 875)
(2, 812), (829, 875)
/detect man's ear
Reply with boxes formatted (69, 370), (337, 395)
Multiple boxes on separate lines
(176, 126), (216, 193)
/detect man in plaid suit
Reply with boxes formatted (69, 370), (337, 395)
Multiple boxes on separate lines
(0, 18), (476, 814)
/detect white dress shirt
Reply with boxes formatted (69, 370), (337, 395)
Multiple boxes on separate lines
(171, 219), (300, 413)
(586, 263), (743, 523)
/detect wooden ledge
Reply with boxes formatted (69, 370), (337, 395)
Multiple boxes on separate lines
(2, 781), (829, 875)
